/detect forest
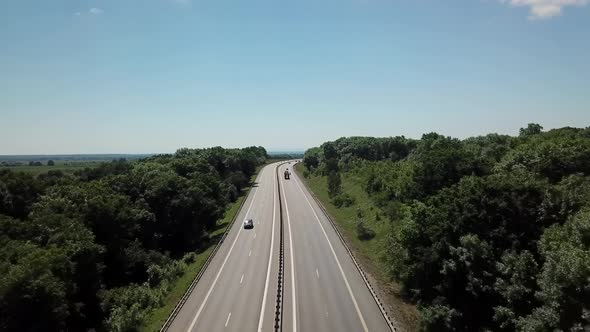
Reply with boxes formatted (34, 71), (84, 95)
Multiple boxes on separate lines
(0, 146), (267, 331)
(302, 124), (590, 331)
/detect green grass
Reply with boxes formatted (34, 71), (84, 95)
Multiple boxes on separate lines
(139, 166), (264, 332)
(295, 164), (391, 278)
(295, 164), (419, 331)
(1, 161), (101, 176)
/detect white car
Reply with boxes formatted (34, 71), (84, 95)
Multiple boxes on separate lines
(243, 218), (254, 229)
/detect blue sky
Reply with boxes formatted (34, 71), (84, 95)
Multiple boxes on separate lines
(1, 0), (589, 154)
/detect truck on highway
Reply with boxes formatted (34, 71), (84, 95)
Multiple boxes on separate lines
(284, 169), (290, 180)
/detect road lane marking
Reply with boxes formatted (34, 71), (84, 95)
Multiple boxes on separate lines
(249, 249), (252, 257)
(254, 233), (257, 239)
(240, 274), (244, 284)
(281, 168), (298, 332)
(225, 312), (232, 328)
(316, 268), (319, 279)
(257, 165), (277, 332)
(185, 168), (263, 332)
(293, 176), (369, 332)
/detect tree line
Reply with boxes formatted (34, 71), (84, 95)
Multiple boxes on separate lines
(302, 124), (590, 331)
(0, 146), (267, 331)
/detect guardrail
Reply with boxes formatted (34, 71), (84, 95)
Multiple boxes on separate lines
(293, 162), (398, 332)
(159, 168), (262, 332)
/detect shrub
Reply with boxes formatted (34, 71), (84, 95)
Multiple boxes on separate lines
(355, 218), (375, 241)
(182, 252), (197, 264)
(332, 193), (355, 208)
(103, 284), (163, 332)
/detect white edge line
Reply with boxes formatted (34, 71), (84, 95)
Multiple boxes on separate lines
(281, 167), (298, 332)
(257, 164), (277, 331)
(293, 174), (369, 332)
(185, 167), (263, 332)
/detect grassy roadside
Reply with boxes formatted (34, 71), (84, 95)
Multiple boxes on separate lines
(139, 165), (265, 332)
(294, 164), (419, 331)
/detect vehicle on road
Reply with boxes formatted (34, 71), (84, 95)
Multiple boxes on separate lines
(284, 169), (290, 180)
(243, 218), (254, 229)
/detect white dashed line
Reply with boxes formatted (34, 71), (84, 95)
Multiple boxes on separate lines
(257, 166), (278, 332)
(240, 274), (244, 284)
(316, 268), (319, 279)
(225, 312), (232, 328)
(249, 249), (252, 257)
(254, 233), (257, 239)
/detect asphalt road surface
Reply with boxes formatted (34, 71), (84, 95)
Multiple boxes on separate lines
(166, 161), (390, 332)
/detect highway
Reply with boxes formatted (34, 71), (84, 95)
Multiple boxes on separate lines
(166, 161), (391, 332)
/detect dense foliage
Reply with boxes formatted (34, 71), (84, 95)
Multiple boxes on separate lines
(303, 125), (590, 331)
(0, 146), (266, 331)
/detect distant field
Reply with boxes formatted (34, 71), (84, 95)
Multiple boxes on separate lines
(0, 154), (152, 162)
(1, 153), (300, 176)
(1, 161), (101, 175)
(0, 154), (151, 176)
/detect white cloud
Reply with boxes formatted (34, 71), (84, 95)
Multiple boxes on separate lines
(501, 0), (589, 19)
(74, 12), (81, 16)
(89, 7), (104, 15)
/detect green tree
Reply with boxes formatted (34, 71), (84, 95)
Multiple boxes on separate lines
(327, 171), (342, 198)
(493, 250), (540, 330)
(495, 129), (590, 182)
(0, 170), (43, 219)
(0, 146), (268, 331)
(303, 147), (321, 170)
(390, 172), (550, 331)
(519, 123), (543, 137)
(322, 142), (339, 173)
(410, 133), (477, 198)
(0, 242), (71, 332)
(516, 208), (590, 331)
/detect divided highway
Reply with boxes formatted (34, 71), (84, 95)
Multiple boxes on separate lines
(165, 161), (391, 331)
